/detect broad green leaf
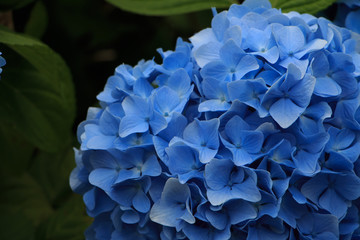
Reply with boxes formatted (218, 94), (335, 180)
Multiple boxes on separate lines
(0, 124), (34, 175)
(36, 195), (91, 240)
(30, 145), (76, 205)
(106, 0), (236, 16)
(270, 0), (337, 14)
(0, 210), (35, 240)
(0, 0), (34, 10)
(0, 27), (75, 152)
(25, 1), (48, 39)
(0, 173), (53, 226)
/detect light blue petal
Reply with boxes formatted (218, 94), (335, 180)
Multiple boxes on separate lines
(254, 46), (280, 64)
(87, 135), (116, 150)
(269, 98), (304, 128)
(314, 76), (342, 97)
(198, 100), (231, 112)
(223, 26), (242, 45)
(201, 61), (228, 81)
(166, 69), (191, 97)
(153, 86), (181, 118)
(119, 115), (149, 137)
(211, 11), (229, 41)
(295, 38), (327, 59)
(311, 51), (329, 77)
(89, 169), (117, 192)
(231, 148), (254, 166)
(234, 55), (260, 79)
(122, 95), (151, 116)
(133, 78), (153, 98)
(149, 112), (168, 135)
(219, 39), (244, 68)
(193, 42), (222, 68)
(275, 26), (305, 55)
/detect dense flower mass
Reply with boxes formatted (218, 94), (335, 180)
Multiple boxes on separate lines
(70, 0), (360, 239)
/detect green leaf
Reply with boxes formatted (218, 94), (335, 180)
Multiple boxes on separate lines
(270, 0), (337, 14)
(25, 1), (48, 39)
(29, 145), (76, 205)
(0, 0), (34, 10)
(0, 124), (34, 175)
(106, 0), (235, 16)
(0, 27), (75, 152)
(36, 195), (91, 240)
(0, 210), (35, 240)
(0, 173), (54, 226)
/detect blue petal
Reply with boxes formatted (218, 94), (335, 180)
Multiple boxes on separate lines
(301, 173), (328, 204)
(119, 115), (149, 137)
(193, 42), (222, 68)
(311, 51), (330, 77)
(334, 174), (360, 200)
(205, 158), (232, 190)
(269, 98), (304, 128)
(142, 155), (162, 177)
(150, 178), (193, 227)
(314, 76), (342, 97)
(122, 95), (151, 116)
(226, 200), (257, 224)
(132, 190), (150, 213)
(133, 78), (153, 98)
(275, 26), (305, 55)
(166, 69), (191, 97)
(167, 146), (201, 175)
(121, 210), (140, 224)
(345, 9), (360, 35)
(234, 55), (260, 80)
(198, 99), (231, 112)
(205, 209), (228, 230)
(211, 11), (229, 41)
(149, 112), (168, 135)
(201, 61), (228, 81)
(295, 38), (327, 59)
(319, 188), (348, 218)
(231, 176), (261, 202)
(89, 168), (117, 192)
(219, 39), (244, 68)
(153, 86), (182, 119)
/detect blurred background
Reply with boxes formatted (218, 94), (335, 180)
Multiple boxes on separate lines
(0, 0), (341, 239)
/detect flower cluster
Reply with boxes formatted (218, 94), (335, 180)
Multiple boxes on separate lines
(335, 0), (360, 34)
(70, 0), (360, 239)
(0, 52), (6, 77)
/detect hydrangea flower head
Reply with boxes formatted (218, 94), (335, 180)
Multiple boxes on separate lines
(71, 0), (360, 239)
(0, 52), (6, 76)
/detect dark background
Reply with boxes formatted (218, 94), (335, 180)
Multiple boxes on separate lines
(15, 0), (213, 130)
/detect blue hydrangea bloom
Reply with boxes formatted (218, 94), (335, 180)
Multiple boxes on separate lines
(0, 52), (5, 76)
(71, 0), (360, 238)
